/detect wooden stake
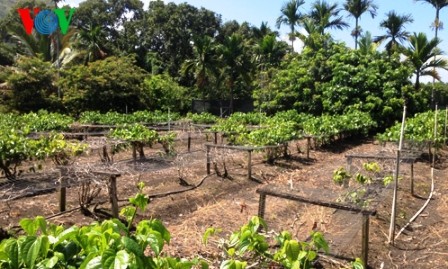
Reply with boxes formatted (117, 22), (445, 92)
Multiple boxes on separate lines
(247, 150), (252, 179)
(388, 105), (406, 245)
(109, 175), (119, 218)
(206, 145), (211, 175)
(187, 132), (191, 152)
(59, 178), (66, 212)
(361, 214), (370, 268)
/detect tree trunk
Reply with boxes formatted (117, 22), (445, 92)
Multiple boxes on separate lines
(355, 18), (359, 50)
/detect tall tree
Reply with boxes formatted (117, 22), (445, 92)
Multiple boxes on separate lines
(142, 1), (221, 77)
(343, 0), (378, 49)
(296, 17), (330, 51)
(218, 34), (252, 114)
(416, 0), (448, 40)
(253, 22), (279, 40)
(276, 0), (306, 51)
(182, 35), (218, 98)
(254, 34), (288, 69)
(309, 0), (349, 35)
(402, 32), (448, 90)
(374, 11), (414, 54)
(74, 24), (108, 63)
(415, 0), (448, 106)
(358, 31), (378, 54)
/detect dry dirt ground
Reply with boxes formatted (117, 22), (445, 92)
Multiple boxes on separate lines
(0, 132), (447, 268)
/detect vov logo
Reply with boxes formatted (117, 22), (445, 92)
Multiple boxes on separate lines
(17, 8), (76, 35)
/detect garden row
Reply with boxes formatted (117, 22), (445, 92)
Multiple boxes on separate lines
(376, 109), (448, 148)
(3, 108), (444, 181)
(0, 184), (364, 269)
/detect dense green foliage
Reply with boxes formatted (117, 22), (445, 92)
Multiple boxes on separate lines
(143, 74), (190, 113)
(79, 111), (180, 125)
(0, 0), (446, 132)
(7, 56), (61, 112)
(0, 111), (84, 179)
(0, 186), (208, 269)
(210, 110), (375, 146)
(0, 200), (334, 269)
(377, 109), (447, 146)
(254, 41), (426, 128)
(187, 112), (219, 124)
(59, 56), (148, 114)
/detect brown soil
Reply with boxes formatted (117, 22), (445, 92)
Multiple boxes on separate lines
(0, 132), (447, 269)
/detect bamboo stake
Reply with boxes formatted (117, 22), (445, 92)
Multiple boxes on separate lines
(388, 105), (406, 245)
(396, 106), (438, 240)
(444, 107), (447, 145)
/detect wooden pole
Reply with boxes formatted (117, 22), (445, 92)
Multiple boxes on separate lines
(257, 193), (266, 219)
(206, 145), (211, 175)
(410, 162), (414, 196)
(361, 214), (370, 268)
(214, 132), (218, 144)
(59, 178), (66, 212)
(248, 150), (252, 179)
(388, 105), (406, 245)
(346, 156), (353, 175)
(58, 167), (68, 212)
(306, 136), (311, 159)
(109, 175), (119, 218)
(187, 132), (191, 152)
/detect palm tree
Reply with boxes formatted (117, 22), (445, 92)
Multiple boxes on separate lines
(254, 35), (287, 69)
(218, 34), (251, 114)
(415, 0), (448, 106)
(416, 0), (448, 40)
(358, 31), (378, 54)
(343, 0), (378, 49)
(74, 24), (108, 63)
(182, 35), (218, 98)
(374, 11), (414, 54)
(309, 0), (350, 35)
(276, 0), (306, 51)
(296, 17), (325, 50)
(253, 22), (278, 40)
(402, 32), (448, 90)
(7, 24), (53, 61)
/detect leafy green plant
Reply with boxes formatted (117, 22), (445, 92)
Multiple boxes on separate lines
(187, 112), (218, 124)
(332, 167), (351, 186)
(109, 124), (159, 145)
(334, 162), (393, 207)
(158, 132), (177, 155)
(205, 216), (328, 269)
(377, 110), (445, 147)
(0, 183), (208, 269)
(274, 231), (328, 269)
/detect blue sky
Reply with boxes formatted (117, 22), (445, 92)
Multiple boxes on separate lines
(65, 0), (448, 82)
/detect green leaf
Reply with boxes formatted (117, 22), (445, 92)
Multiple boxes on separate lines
(202, 227), (221, 246)
(147, 233), (164, 256)
(312, 232), (329, 253)
(101, 249), (116, 269)
(285, 240), (300, 261)
(114, 250), (130, 269)
(122, 236), (143, 258)
(21, 236), (41, 269)
(7, 240), (19, 269)
(19, 219), (38, 236)
(44, 256), (59, 268)
(35, 216), (47, 235)
(82, 255), (102, 269)
(351, 258), (364, 269)
(148, 219), (170, 243)
(54, 226), (79, 246)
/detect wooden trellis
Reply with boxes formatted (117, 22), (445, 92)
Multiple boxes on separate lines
(256, 185), (376, 268)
